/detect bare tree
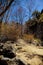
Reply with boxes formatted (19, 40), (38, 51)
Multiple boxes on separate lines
(26, 0), (35, 19)
(0, 0), (14, 37)
(0, 0), (14, 16)
(17, 6), (24, 38)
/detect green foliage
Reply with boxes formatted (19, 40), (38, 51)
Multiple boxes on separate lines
(39, 13), (43, 22)
(32, 9), (43, 22)
(32, 10), (40, 19)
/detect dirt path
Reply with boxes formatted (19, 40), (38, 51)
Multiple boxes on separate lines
(16, 39), (43, 56)
(12, 39), (43, 65)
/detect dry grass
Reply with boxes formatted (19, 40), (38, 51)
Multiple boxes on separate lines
(1, 22), (21, 41)
(23, 34), (34, 42)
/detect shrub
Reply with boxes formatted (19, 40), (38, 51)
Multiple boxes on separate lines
(23, 34), (34, 43)
(1, 22), (21, 41)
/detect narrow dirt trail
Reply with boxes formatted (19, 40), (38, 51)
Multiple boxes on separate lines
(16, 39), (43, 56)
(12, 39), (43, 65)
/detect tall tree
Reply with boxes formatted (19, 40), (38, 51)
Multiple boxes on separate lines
(32, 10), (40, 19)
(17, 6), (24, 37)
(0, 0), (14, 37)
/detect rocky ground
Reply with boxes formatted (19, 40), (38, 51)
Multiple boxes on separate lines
(0, 39), (43, 65)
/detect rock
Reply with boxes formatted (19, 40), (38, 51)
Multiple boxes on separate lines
(16, 59), (26, 65)
(0, 42), (16, 59)
(32, 39), (41, 46)
(0, 43), (3, 49)
(0, 59), (8, 65)
(16, 57), (27, 65)
(6, 41), (11, 44)
(2, 49), (16, 59)
(0, 35), (8, 43)
(18, 59), (26, 65)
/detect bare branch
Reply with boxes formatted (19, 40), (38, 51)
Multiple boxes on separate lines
(0, 0), (14, 16)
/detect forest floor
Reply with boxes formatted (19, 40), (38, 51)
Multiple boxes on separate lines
(12, 39), (43, 65)
(0, 39), (43, 65)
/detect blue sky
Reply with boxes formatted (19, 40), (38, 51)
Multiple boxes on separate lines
(3, 0), (43, 22)
(35, 0), (43, 11)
